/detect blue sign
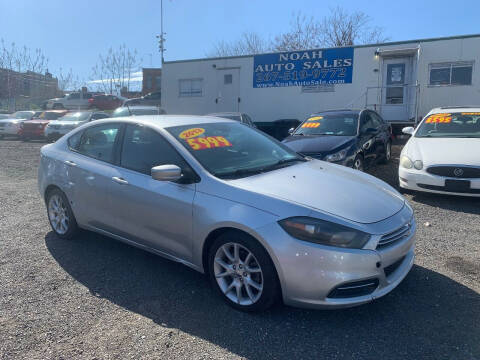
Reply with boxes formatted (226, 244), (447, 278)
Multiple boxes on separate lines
(253, 47), (354, 88)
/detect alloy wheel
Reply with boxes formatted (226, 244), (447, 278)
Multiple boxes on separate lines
(48, 194), (70, 235)
(213, 242), (264, 306)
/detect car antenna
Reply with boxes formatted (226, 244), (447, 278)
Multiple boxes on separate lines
(125, 102), (132, 116)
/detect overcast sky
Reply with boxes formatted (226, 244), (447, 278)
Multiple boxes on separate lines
(1, 0), (479, 86)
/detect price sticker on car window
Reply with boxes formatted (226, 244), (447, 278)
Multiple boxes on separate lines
(461, 112), (480, 116)
(307, 116), (323, 121)
(302, 122), (320, 128)
(425, 114), (452, 124)
(179, 127), (205, 139)
(186, 136), (232, 150)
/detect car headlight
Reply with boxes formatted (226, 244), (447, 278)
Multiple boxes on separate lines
(413, 160), (423, 170)
(400, 155), (413, 169)
(325, 149), (348, 162)
(278, 217), (370, 249)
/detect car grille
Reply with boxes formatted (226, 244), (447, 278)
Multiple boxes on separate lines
(417, 183), (480, 194)
(426, 166), (480, 178)
(327, 278), (379, 298)
(377, 220), (412, 249)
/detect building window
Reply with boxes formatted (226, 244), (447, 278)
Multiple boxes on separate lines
(179, 78), (203, 97)
(146, 76), (153, 89)
(224, 74), (233, 84)
(429, 61), (473, 86)
(155, 75), (162, 90)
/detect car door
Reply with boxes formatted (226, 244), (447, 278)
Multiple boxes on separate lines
(64, 122), (124, 232)
(108, 123), (196, 261)
(370, 111), (390, 158)
(358, 111), (378, 166)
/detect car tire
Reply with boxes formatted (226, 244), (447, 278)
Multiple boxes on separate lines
(46, 188), (79, 240)
(208, 231), (280, 312)
(353, 155), (364, 171)
(379, 141), (391, 164)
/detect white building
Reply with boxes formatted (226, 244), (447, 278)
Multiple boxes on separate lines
(162, 34), (480, 128)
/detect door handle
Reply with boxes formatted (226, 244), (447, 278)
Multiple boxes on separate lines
(112, 176), (129, 185)
(64, 160), (77, 167)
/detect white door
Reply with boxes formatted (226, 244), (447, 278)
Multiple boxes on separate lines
(381, 58), (411, 121)
(216, 68), (240, 112)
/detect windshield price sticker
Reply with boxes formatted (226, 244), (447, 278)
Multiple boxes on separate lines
(425, 114), (452, 124)
(179, 127), (205, 139)
(461, 112), (480, 116)
(308, 116), (323, 121)
(187, 136), (232, 150)
(302, 122), (320, 128)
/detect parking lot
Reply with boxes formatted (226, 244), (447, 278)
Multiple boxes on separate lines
(0, 138), (479, 360)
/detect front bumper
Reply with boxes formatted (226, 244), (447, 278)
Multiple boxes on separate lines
(255, 205), (415, 309)
(44, 126), (72, 140)
(399, 167), (480, 197)
(0, 124), (21, 136)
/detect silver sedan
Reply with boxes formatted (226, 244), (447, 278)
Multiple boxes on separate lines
(38, 116), (415, 312)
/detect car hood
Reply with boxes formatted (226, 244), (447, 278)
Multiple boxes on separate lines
(24, 119), (50, 124)
(229, 160), (404, 224)
(48, 120), (85, 127)
(282, 135), (355, 153)
(0, 118), (24, 124)
(403, 137), (480, 166)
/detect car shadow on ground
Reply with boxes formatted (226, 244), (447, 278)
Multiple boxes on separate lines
(409, 192), (480, 215)
(45, 231), (480, 359)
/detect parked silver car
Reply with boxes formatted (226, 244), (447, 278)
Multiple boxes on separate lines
(38, 116), (415, 311)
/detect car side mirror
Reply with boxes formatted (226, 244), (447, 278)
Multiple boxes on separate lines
(288, 127), (295, 135)
(402, 127), (414, 135)
(151, 165), (182, 181)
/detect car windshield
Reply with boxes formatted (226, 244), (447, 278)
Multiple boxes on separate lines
(58, 112), (91, 121)
(111, 108), (159, 117)
(166, 122), (305, 179)
(38, 112), (64, 120)
(13, 111), (33, 119)
(294, 113), (359, 136)
(415, 112), (480, 138)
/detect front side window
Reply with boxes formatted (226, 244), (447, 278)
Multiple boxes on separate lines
(179, 79), (203, 97)
(68, 93), (80, 100)
(76, 124), (121, 162)
(429, 62), (473, 86)
(120, 124), (187, 175)
(166, 122), (304, 179)
(295, 113), (359, 136)
(415, 112), (480, 138)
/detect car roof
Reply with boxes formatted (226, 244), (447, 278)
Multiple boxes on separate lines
(207, 112), (243, 116)
(428, 106), (480, 114)
(118, 105), (160, 110)
(91, 115), (234, 129)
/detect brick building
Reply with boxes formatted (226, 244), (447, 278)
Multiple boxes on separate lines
(142, 68), (162, 95)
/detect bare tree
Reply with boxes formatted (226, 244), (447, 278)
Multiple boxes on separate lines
(90, 44), (141, 95)
(0, 39), (49, 108)
(272, 13), (323, 52)
(57, 67), (83, 91)
(319, 6), (388, 47)
(207, 32), (269, 57)
(209, 8), (388, 56)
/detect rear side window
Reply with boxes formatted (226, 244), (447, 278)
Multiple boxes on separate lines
(120, 124), (187, 175)
(76, 124), (121, 163)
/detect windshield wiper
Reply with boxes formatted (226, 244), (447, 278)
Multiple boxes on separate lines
(216, 158), (305, 179)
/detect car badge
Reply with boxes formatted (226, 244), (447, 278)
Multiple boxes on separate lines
(453, 168), (464, 177)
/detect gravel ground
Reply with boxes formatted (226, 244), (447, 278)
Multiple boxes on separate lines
(0, 138), (479, 360)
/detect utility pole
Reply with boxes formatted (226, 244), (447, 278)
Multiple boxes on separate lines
(157, 0), (166, 66)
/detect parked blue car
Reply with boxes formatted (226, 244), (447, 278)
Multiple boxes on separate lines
(282, 109), (392, 171)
